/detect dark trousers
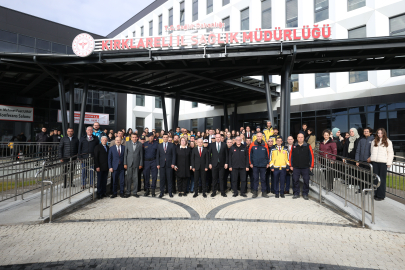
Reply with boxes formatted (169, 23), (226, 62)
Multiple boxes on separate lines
(292, 168), (310, 196)
(246, 168), (253, 190)
(177, 177), (188, 193)
(212, 165), (225, 193)
(170, 170), (177, 193)
(373, 162), (387, 199)
(285, 172), (291, 192)
(224, 168), (232, 190)
(63, 160), (76, 188)
(231, 168), (246, 194)
(97, 170), (108, 196)
(138, 168), (143, 192)
(112, 168), (125, 195)
(253, 167), (266, 192)
(143, 160), (158, 189)
(194, 169), (206, 193)
(273, 168), (287, 195)
(160, 167), (173, 194)
(265, 168), (272, 193)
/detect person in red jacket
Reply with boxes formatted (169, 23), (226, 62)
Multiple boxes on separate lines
(319, 129), (337, 191)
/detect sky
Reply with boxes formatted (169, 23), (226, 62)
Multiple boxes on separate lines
(0, 0), (155, 36)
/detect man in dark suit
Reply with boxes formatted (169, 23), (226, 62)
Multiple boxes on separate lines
(94, 136), (109, 199)
(108, 136), (125, 198)
(156, 133), (176, 198)
(124, 133), (143, 198)
(209, 134), (228, 197)
(191, 138), (209, 198)
(58, 128), (79, 188)
(78, 126), (99, 188)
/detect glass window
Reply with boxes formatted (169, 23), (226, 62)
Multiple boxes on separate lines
(241, 8), (249, 31)
(286, 0), (298, 28)
(388, 102), (405, 111)
(18, 45), (35, 53)
(223, 0), (230, 6)
(316, 116), (332, 140)
(391, 69), (405, 77)
(18, 34), (35, 47)
(207, 0), (213, 14)
(141, 26), (144, 37)
(262, 0), (272, 29)
(390, 14), (405, 36)
(290, 74), (299, 92)
(136, 95), (145, 106)
(348, 106), (365, 113)
(349, 71), (368, 83)
(223, 17), (230, 31)
(302, 118), (316, 131)
(349, 114), (367, 135)
(36, 39), (50, 51)
(0, 41), (17, 52)
(52, 43), (66, 54)
(368, 112), (387, 132)
(315, 73), (330, 88)
(149, 21), (153, 36)
(348, 26), (366, 39)
(169, 8), (173, 30)
(291, 112), (301, 118)
(206, 117), (214, 129)
(348, 0), (366, 11)
(389, 110), (405, 136)
(155, 97), (162, 108)
(133, 31), (136, 37)
(317, 110), (331, 116)
(180, 2), (185, 26)
(315, 0), (328, 22)
(158, 15), (163, 35)
(302, 111), (315, 117)
(367, 104), (387, 112)
(155, 119), (163, 132)
(332, 108), (347, 115)
(193, 0), (198, 22)
(36, 48), (50, 54)
(290, 118), (302, 139)
(332, 114), (348, 133)
(192, 102), (198, 108)
(191, 119), (198, 133)
(0, 29), (17, 43)
(136, 117), (145, 135)
(67, 46), (74, 55)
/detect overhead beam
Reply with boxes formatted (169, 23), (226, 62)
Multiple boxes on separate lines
(19, 72), (48, 94)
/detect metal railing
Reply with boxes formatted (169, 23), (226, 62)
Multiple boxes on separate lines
(0, 142), (59, 161)
(312, 150), (381, 227)
(386, 155), (405, 200)
(35, 154), (96, 222)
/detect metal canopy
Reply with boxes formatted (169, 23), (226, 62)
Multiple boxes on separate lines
(1, 35), (405, 106)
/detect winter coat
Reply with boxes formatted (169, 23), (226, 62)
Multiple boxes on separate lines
(319, 139), (337, 160)
(355, 135), (374, 162)
(370, 138), (394, 166)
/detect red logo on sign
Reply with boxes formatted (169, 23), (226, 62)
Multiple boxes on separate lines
(72, 33), (95, 57)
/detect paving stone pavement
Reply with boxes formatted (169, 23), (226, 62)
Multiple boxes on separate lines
(0, 220), (404, 269)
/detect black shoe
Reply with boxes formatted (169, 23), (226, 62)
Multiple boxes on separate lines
(241, 193), (247, 197)
(221, 193), (227, 197)
(193, 193), (198, 198)
(158, 193), (164, 198)
(211, 192), (217, 197)
(232, 193), (238, 197)
(144, 189), (150, 196)
(262, 192), (269, 198)
(375, 197), (383, 201)
(97, 194), (101, 199)
(280, 194), (285, 198)
(120, 194), (125, 198)
(203, 193), (207, 198)
(133, 194), (139, 198)
(284, 191), (290, 195)
(183, 193), (187, 197)
(110, 194), (117, 198)
(303, 195), (309, 200)
(179, 193), (183, 197)
(169, 193), (173, 198)
(252, 191), (258, 198)
(275, 194), (279, 198)
(124, 194), (130, 198)
(271, 191), (275, 194)
(152, 189), (156, 197)
(293, 194), (299, 199)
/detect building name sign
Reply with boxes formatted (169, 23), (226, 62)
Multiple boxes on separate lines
(72, 25), (332, 57)
(0, 105), (34, 122)
(164, 22), (225, 32)
(57, 110), (109, 125)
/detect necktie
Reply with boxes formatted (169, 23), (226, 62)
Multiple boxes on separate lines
(164, 143), (167, 152)
(217, 143), (220, 153)
(104, 145), (107, 152)
(118, 146), (120, 156)
(199, 147), (201, 157)
(279, 147), (281, 152)
(88, 136), (91, 140)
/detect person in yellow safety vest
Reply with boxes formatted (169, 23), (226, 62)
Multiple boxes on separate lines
(269, 127), (282, 145)
(263, 121), (274, 142)
(252, 126), (267, 143)
(269, 136), (290, 198)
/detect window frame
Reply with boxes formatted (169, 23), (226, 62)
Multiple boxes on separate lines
(389, 13), (405, 36)
(240, 7), (250, 31)
(261, 0), (272, 29)
(349, 71), (368, 84)
(222, 16), (230, 31)
(315, 73), (330, 89)
(155, 96), (162, 109)
(149, 20), (153, 36)
(222, 0), (230, 6)
(192, 102), (198, 108)
(314, 0), (329, 23)
(207, 0), (213, 15)
(136, 95), (145, 107)
(180, 2), (185, 26)
(192, 0), (198, 22)
(286, 0), (298, 28)
(140, 26), (144, 37)
(158, 15), (163, 35)
(347, 0), (366, 12)
(290, 74), (299, 92)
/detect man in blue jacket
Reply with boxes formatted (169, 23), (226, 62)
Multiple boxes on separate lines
(92, 122), (106, 144)
(355, 127), (374, 193)
(249, 133), (270, 198)
(78, 126), (99, 188)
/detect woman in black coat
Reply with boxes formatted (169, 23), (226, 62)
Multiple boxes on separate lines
(175, 137), (192, 197)
(342, 128), (361, 161)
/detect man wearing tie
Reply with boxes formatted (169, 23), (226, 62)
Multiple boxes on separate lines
(191, 138), (209, 198)
(94, 136), (109, 199)
(108, 137), (125, 198)
(209, 134), (228, 197)
(156, 133), (176, 198)
(245, 126), (252, 140)
(124, 133), (143, 198)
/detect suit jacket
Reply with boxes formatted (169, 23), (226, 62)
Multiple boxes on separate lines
(94, 144), (109, 171)
(124, 141), (143, 168)
(191, 146), (209, 170)
(156, 142), (176, 168)
(108, 145), (125, 170)
(209, 142), (228, 167)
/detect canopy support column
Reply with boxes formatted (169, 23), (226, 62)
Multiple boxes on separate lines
(223, 103), (229, 130)
(69, 79), (74, 129)
(161, 95), (168, 132)
(172, 92), (180, 130)
(58, 74), (68, 136)
(78, 79), (88, 139)
(263, 70), (274, 125)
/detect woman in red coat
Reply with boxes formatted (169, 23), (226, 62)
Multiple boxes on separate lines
(319, 129), (337, 190)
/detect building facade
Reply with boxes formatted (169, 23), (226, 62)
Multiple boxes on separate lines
(110, 0), (405, 156)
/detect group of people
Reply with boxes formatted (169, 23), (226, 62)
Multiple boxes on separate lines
(56, 120), (394, 201)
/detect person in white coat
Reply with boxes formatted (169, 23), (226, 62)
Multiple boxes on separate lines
(370, 128), (394, 201)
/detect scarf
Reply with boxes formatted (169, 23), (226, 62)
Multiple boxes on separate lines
(348, 128), (360, 153)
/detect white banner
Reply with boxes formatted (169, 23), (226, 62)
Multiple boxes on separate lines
(57, 110), (109, 125)
(0, 105), (34, 122)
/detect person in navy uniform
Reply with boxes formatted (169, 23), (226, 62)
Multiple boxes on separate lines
(208, 133), (228, 197)
(143, 132), (159, 197)
(228, 136), (249, 197)
(156, 133), (176, 198)
(137, 135), (146, 192)
(108, 136), (125, 198)
(248, 132), (270, 198)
